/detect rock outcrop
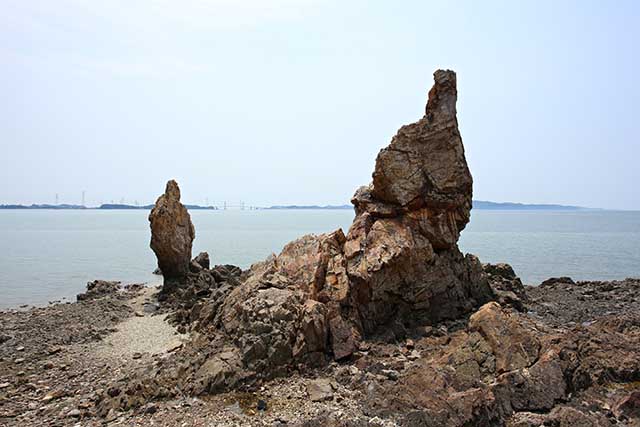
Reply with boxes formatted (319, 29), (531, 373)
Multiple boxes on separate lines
(148, 180), (195, 292)
(374, 301), (640, 427)
(76, 280), (121, 301)
(91, 71), (640, 426)
(483, 263), (528, 311)
(194, 70), (493, 374)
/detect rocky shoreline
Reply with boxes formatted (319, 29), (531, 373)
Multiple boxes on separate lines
(1, 70), (639, 426)
(0, 276), (638, 426)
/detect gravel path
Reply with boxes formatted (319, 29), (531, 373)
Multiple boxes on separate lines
(94, 314), (186, 362)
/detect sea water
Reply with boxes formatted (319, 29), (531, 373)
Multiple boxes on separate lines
(0, 209), (638, 308)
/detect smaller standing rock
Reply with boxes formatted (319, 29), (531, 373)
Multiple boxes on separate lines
(149, 180), (195, 292)
(307, 379), (334, 402)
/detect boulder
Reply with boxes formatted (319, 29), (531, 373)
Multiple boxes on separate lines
(539, 276), (575, 287)
(77, 280), (121, 301)
(469, 302), (539, 373)
(307, 379), (334, 402)
(192, 252), (210, 270)
(148, 180), (195, 292)
(483, 263), (528, 311)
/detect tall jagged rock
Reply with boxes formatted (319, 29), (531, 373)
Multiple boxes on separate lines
(149, 180), (195, 292)
(334, 69), (490, 351)
(205, 69), (493, 372)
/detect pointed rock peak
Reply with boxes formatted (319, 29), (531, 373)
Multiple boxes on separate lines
(370, 68), (471, 215)
(425, 69), (458, 123)
(165, 179), (181, 201)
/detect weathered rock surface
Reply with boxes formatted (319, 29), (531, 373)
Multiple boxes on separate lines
(375, 301), (640, 426)
(195, 70), (493, 376)
(148, 180), (195, 292)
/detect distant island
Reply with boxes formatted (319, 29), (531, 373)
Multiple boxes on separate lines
(0, 201), (589, 211)
(0, 204), (88, 210)
(471, 200), (587, 210)
(98, 204), (218, 210)
(265, 204), (353, 210)
(0, 203), (218, 210)
(266, 201), (589, 211)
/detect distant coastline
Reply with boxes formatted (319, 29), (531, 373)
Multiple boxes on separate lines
(266, 201), (591, 211)
(0, 203), (218, 210)
(0, 200), (591, 211)
(264, 204), (353, 210)
(471, 200), (588, 211)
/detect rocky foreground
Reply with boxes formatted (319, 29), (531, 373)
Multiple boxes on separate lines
(1, 70), (639, 426)
(0, 276), (638, 426)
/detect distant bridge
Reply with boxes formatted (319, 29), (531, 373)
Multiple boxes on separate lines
(205, 201), (261, 210)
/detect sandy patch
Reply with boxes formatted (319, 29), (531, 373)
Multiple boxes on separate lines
(94, 314), (187, 363)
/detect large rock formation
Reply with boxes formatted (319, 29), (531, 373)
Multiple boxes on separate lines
(101, 70), (495, 406)
(200, 69), (493, 374)
(149, 180), (195, 292)
(94, 72), (640, 425)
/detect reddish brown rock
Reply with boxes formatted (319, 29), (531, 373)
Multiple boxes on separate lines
(148, 180), (195, 291)
(469, 302), (539, 373)
(206, 70), (492, 371)
(344, 69), (491, 338)
(104, 71), (496, 406)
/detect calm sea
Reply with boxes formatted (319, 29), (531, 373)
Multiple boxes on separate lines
(0, 209), (638, 309)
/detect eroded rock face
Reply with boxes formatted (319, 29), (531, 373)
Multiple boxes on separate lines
(370, 70), (472, 224)
(149, 180), (195, 291)
(99, 70), (496, 411)
(205, 70), (492, 371)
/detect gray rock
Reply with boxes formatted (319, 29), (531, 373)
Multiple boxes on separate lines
(67, 409), (81, 418)
(307, 379), (334, 402)
(193, 252), (210, 270)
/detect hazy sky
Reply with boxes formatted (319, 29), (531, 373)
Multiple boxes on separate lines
(1, 0), (638, 209)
